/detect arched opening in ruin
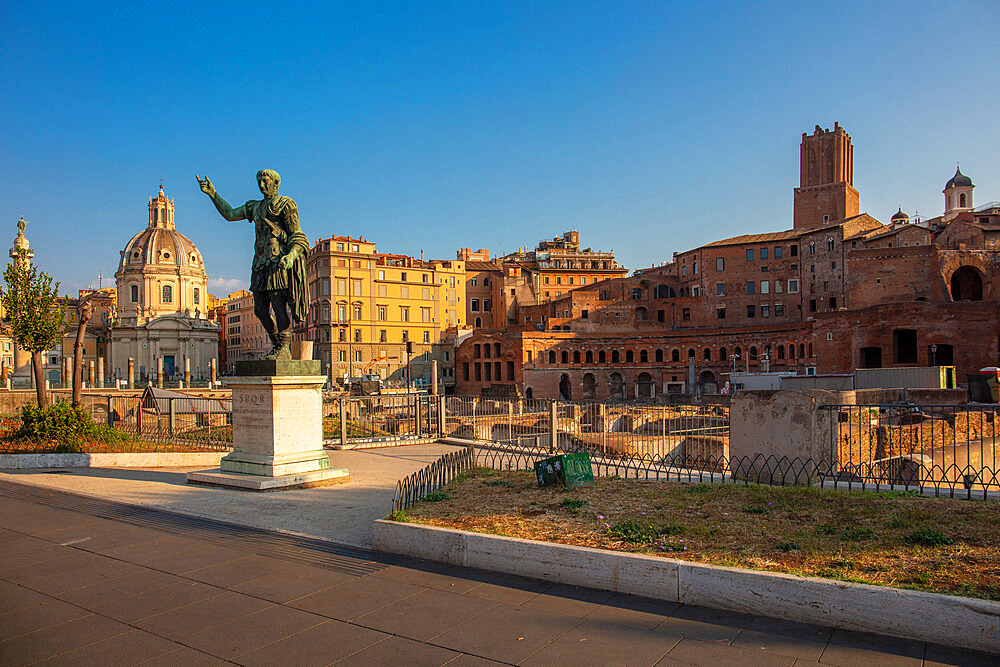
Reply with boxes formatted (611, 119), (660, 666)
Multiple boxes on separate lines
(612, 350), (620, 363)
(950, 266), (984, 301)
(525, 387), (533, 399)
(582, 372), (596, 399)
(636, 372), (654, 398)
(558, 373), (572, 400)
(640, 349), (648, 363)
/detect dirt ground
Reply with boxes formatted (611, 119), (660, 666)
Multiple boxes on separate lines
(402, 469), (1000, 600)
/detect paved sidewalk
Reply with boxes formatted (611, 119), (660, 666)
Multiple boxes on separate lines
(0, 482), (995, 665)
(0, 443), (461, 547)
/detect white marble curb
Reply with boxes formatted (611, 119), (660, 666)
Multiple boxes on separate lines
(0, 452), (226, 469)
(372, 520), (1000, 653)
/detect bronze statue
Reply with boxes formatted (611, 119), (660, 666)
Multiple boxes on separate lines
(16, 217), (26, 236)
(197, 170), (309, 360)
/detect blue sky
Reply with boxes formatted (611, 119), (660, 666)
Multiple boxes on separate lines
(2, 1), (998, 295)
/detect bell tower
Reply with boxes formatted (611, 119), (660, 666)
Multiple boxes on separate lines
(793, 122), (860, 230)
(148, 184), (176, 229)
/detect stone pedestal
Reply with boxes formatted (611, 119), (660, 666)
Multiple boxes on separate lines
(187, 361), (349, 491)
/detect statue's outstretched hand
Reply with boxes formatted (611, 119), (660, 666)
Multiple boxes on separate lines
(278, 254), (292, 270)
(196, 175), (216, 198)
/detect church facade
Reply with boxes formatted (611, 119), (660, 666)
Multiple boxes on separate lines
(110, 186), (219, 382)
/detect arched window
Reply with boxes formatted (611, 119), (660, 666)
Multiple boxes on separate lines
(612, 350), (620, 363)
(687, 348), (695, 359)
(598, 350), (606, 363)
(703, 347), (711, 361)
(585, 350), (593, 363)
(655, 349), (663, 362)
(162, 285), (173, 303)
(130, 285), (139, 302)
(829, 297), (837, 309)
(808, 343), (813, 357)
(749, 346), (758, 360)
(640, 350), (648, 363)
(719, 346), (727, 361)
(799, 343), (805, 358)
(777, 345), (785, 359)
(788, 344), (795, 359)
(734, 346), (742, 360)
(572, 350), (580, 363)
(960, 193), (967, 208)
(548, 351), (555, 364)
(561, 350), (569, 364)
(474, 317), (482, 327)
(626, 350), (634, 363)
(193, 288), (200, 305)
(671, 349), (679, 362)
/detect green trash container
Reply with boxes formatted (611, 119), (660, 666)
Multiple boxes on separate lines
(534, 452), (595, 490)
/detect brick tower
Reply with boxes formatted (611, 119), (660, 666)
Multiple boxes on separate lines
(793, 122), (859, 230)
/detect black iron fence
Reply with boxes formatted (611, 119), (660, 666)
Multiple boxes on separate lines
(391, 444), (476, 511)
(822, 404), (999, 492)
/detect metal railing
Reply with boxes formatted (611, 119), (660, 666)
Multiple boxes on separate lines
(0, 393), (233, 453)
(441, 396), (729, 462)
(823, 404), (999, 492)
(391, 444), (475, 511)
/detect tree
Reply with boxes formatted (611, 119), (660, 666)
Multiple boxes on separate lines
(71, 294), (95, 406)
(0, 248), (66, 408)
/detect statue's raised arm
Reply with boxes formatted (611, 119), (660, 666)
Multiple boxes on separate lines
(195, 174), (246, 222)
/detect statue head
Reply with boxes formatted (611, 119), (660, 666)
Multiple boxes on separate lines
(256, 169), (280, 198)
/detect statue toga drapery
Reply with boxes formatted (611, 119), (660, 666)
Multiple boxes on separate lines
(196, 170), (310, 360)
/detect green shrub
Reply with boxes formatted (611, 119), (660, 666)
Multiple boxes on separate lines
(841, 527), (877, 541)
(775, 542), (800, 552)
(12, 402), (127, 451)
(609, 520), (682, 544)
(560, 499), (588, 509)
(421, 491), (451, 502)
(484, 479), (513, 488)
(905, 528), (954, 546)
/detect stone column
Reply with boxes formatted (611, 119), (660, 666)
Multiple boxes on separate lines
(210, 358), (217, 386)
(184, 357), (191, 386)
(431, 360), (439, 396)
(88, 360), (95, 388)
(97, 357), (105, 388)
(127, 357), (135, 389)
(156, 357), (163, 388)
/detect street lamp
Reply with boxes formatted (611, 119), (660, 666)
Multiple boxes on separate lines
(930, 344), (938, 367)
(729, 353), (740, 375)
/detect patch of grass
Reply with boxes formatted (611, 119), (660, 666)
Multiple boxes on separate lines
(609, 520), (682, 545)
(841, 527), (877, 541)
(484, 479), (513, 488)
(421, 491), (451, 502)
(560, 499), (588, 509)
(402, 470), (1000, 600)
(904, 528), (954, 546)
(872, 490), (921, 499)
(686, 484), (713, 493)
(386, 509), (411, 522)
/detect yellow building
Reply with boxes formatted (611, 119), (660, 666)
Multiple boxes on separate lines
(302, 235), (464, 386)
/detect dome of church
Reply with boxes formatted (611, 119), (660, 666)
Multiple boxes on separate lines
(116, 186), (206, 275)
(115, 186), (211, 325)
(891, 208), (909, 223)
(945, 167), (973, 190)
